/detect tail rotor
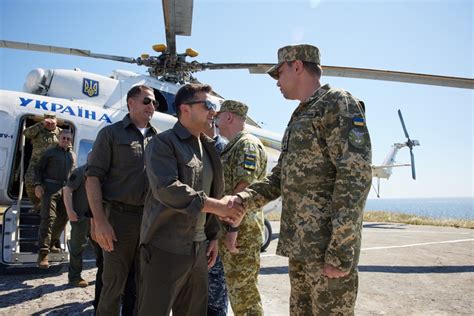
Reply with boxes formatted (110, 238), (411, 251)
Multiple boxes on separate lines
(398, 109), (419, 180)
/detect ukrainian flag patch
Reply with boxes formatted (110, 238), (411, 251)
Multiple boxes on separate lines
(244, 153), (257, 171)
(353, 117), (365, 127)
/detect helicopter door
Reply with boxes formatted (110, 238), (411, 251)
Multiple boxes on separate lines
(8, 115), (74, 202)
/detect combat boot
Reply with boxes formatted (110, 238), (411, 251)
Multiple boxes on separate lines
(50, 245), (62, 253)
(37, 250), (49, 269)
(50, 240), (62, 253)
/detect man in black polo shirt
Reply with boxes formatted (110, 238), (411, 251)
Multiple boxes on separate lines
(85, 85), (158, 315)
(34, 129), (76, 268)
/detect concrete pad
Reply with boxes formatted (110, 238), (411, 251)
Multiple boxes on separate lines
(0, 221), (472, 315)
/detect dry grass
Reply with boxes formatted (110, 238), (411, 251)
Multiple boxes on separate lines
(265, 210), (473, 229)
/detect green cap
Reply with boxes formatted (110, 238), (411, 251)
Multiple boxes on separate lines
(218, 100), (248, 118)
(43, 113), (56, 120)
(267, 44), (321, 79)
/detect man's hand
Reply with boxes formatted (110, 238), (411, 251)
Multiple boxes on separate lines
(34, 185), (44, 199)
(67, 210), (79, 222)
(94, 219), (117, 252)
(207, 239), (218, 269)
(225, 231), (239, 254)
(203, 196), (245, 225)
(322, 263), (349, 279)
(227, 195), (243, 208)
(219, 195), (245, 226)
(90, 218), (97, 242)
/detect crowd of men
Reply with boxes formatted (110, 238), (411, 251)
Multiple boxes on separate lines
(26, 44), (372, 316)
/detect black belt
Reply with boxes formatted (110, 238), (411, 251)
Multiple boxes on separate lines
(109, 201), (144, 213)
(44, 179), (66, 185)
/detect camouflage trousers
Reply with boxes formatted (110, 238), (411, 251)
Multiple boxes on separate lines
(220, 234), (263, 316)
(288, 258), (358, 316)
(24, 162), (41, 209)
(208, 255), (228, 315)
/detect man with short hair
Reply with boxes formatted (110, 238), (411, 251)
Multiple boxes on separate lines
(233, 44), (372, 315)
(215, 99), (267, 315)
(34, 129), (76, 268)
(24, 113), (61, 210)
(86, 85), (158, 315)
(139, 83), (243, 316)
(63, 157), (90, 288)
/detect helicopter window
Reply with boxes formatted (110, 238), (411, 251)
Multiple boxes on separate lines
(153, 89), (169, 114)
(77, 139), (94, 166)
(8, 115), (74, 200)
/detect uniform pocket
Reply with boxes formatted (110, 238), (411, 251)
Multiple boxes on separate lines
(115, 140), (142, 165)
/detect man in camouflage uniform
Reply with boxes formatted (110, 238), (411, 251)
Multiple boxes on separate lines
(216, 100), (267, 316)
(24, 113), (61, 210)
(233, 44), (372, 315)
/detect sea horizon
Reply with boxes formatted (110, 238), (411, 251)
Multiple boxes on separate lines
(365, 196), (473, 220)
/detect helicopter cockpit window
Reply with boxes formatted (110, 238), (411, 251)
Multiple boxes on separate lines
(8, 115), (75, 200)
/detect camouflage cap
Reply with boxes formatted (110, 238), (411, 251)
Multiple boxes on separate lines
(218, 100), (248, 118)
(43, 113), (56, 120)
(267, 44), (321, 79)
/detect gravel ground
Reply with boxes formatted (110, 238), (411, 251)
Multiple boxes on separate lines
(1, 222), (473, 315)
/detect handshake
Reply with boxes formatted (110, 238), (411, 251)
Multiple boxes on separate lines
(204, 195), (246, 226)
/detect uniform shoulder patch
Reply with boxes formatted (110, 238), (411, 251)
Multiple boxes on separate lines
(348, 128), (368, 149)
(243, 153), (257, 171)
(353, 117), (365, 127)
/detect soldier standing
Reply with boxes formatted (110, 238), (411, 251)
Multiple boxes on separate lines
(85, 85), (158, 315)
(34, 129), (76, 268)
(215, 100), (267, 316)
(233, 44), (372, 315)
(24, 113), (61, 210)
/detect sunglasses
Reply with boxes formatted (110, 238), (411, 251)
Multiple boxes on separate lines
(143, 97), (157, 107)
(61, 136), (71, 141)
(185, 100), (217, 111)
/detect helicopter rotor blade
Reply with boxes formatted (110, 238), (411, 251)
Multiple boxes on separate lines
(410, 148), (416, 180)
(398, 109), (410, 140)
(0, 40), (137, 64)
(322, 66), (474, 90)
(162, 0), (193, 56)
(204, 62), (474, 90)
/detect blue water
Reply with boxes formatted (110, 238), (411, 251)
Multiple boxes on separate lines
(365, 197), (473, 220)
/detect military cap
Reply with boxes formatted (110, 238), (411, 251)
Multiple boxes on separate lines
(218, 100), (248, 118)
(43, 113), (56, 120)
(267, 44), (321, 79)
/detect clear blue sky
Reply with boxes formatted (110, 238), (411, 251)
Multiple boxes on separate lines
(1, 0), (472, 199)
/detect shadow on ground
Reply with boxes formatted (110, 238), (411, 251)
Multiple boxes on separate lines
(259, 265), (474, 275)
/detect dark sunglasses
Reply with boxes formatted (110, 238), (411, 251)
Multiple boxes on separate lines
(185, 99), (217, 111)
(61, 136), (71, 141)
(143, 97), (157, 107)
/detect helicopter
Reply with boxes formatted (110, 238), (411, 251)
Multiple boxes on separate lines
(371, 109), (420, 198)
(0, 0), (473, 268)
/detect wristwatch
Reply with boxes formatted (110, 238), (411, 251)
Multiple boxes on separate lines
(225, 225), (240, 232)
